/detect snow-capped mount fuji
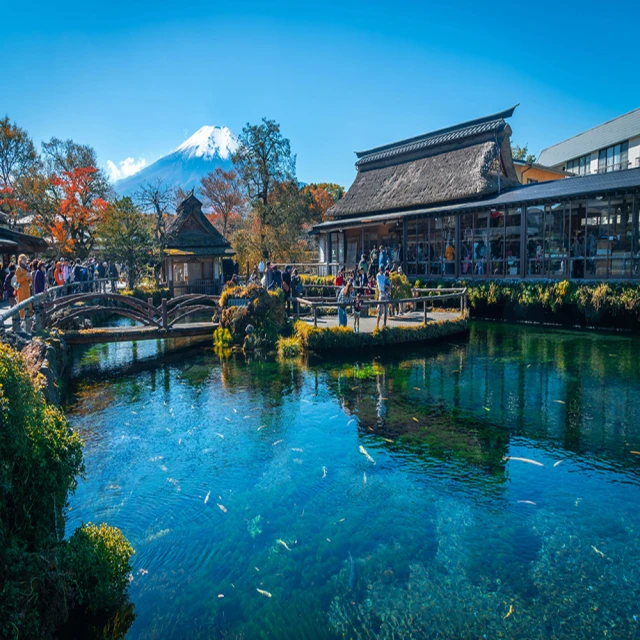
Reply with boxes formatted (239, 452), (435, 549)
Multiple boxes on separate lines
(113, 125), (239, 196)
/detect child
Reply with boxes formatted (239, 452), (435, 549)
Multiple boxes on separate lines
(353, 293), (362, 332)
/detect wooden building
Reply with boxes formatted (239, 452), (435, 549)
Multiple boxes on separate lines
(164, 192), (235, 295)
(313, 106), (640, 281)
(0, 222), (48, 264)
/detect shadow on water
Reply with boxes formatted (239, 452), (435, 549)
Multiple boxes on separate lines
(64, 321), (640, 639)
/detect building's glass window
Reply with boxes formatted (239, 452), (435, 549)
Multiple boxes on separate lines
(567, 202), (587, 279)
(329, 232), (344, 268)
(428, 217), (442, 276)
(609, 197), (633, 277)
(406, 221), (417, 275)
(544, 203), (567, 277)
(585, 199), (609, 277)
(488, 209), (505, 275)
(460, 214), (474, 276)
(526, 205), (544, 275)
(566, 155), (591, 175)
(442, 215), (456, 276)
(505, 208), (522, 276)
(416, 220), (428, 275)
(597, 141), (629, 173)
(473, 211), (489, 276)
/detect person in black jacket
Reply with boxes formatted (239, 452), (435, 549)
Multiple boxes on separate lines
(3, 264), (17, 306)
(282, 265), (292, 313)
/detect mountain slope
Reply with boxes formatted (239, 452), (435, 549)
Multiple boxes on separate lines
(114, 126), (239, 196)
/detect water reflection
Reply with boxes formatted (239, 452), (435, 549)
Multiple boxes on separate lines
(65, 323), (640, 639)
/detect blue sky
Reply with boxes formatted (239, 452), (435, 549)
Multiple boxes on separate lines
(3, 0), (639, 188)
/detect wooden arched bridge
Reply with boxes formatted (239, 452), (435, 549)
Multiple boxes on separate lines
(0, 279), (219, 344)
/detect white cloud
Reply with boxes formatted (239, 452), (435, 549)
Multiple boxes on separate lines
(107, 157), (147, 182)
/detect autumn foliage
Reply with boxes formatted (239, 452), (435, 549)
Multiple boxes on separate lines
(46, 167), (108, 256)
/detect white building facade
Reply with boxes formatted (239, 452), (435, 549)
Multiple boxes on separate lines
(539, 108), (640, 176)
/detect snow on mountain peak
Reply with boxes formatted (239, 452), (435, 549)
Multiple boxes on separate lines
(176, 125), (239, 160)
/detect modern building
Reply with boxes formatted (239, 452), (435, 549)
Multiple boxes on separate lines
(164, 192), (235, 295)
(538, 107), (640, 176)
(312, 106), (640, 280)
(513, 159), (569, 185)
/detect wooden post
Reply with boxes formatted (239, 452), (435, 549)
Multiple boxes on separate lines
(34, 304), (42, 331)
(148, 298), (154, 323)
(383, 301), (388, 327)
(423, 298), (428, 324)
(161, 298), (168, 329)
(23, 307), (32, 333)
(313, 304), (318, 327)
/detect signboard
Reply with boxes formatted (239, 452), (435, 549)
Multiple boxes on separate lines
(227, 298), (250, 307)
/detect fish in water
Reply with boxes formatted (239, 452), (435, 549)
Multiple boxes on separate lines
(412, 417), (419, 423)
(517, 500), (536, 505)
(554, 460), (564, 467)
(554, 400), (566, 405)
(277, 539), (291, 551)
(348, 551), (357, 591)
(204, 491), (210, 504)
(504, 604), (514, 619)
(215, 433), (224, 439)
(631, 451), (640, 455)
(363, 472), (367, 484)
(322, 466), (327, 478)
(217, 503), (227, 513)
(256, 588), (272, 598)
(503, 456), (544, 467)
(273, 439), (283, 446)
(291, 447), (304, 452)
(591, 545), (606, 558)
(359, 445), (375, 464)
(381, 438), (394, 443)
(257, 425), (267, 430)
(225, 417), (231, 422)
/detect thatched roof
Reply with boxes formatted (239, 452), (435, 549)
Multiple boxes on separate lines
(329, 107), (520, 219)
(165, 192), (235, 256)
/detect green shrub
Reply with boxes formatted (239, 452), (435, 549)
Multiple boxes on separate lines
(276, 335), (303, 359)
(219, 283), (288, 345)
(63, 523), (134, 614)
(121, 286), (171, 306)
(0, 343), (134, 638)
(294, 316), (468, 351)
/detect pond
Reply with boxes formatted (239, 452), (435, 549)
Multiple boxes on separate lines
(65, 323), (640, 639)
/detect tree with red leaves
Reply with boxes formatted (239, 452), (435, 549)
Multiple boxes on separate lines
(43, 167), (108, 257)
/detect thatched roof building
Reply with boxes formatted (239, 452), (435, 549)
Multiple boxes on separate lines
(328, 106), (520, 219)
(164, 192), (235, 295)
(311, 106), (640, 282)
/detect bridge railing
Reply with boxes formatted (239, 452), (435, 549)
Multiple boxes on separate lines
(1, 281), (220, 337)
(1, 279), (116, 335)
(292, 287), (468, 327)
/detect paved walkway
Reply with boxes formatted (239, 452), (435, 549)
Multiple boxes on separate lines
(300, 310), (461, 333)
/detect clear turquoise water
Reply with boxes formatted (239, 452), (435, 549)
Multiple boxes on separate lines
(65, 323), (640, 639)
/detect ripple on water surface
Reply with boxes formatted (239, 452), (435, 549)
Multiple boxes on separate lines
(65, 323), (640, 639)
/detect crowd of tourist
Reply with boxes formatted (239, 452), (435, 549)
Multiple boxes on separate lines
(1, 255), (124, 318)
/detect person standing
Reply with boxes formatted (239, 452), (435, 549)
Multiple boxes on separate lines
(353, 293), (363, 332)
(15, 254), (32, 319)
(258, 259), (265, 276)
(337, 281), (354, 327)
(282, 265), (292, 313)
(33, 261), (47, 295)
(271, 264), (282, 290)
(108, 261), (119, 292)
(375, 266), (389, 330)
(3, 264), (17, 307)
(97, 260), (106, 291)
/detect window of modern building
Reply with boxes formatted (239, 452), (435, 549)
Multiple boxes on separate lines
(566, 155), (591, 176)
(597, 141), (629, 173)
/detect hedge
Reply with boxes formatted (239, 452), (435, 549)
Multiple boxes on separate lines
(413, 278), (640, 331)
(294, 315), (468, 351)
